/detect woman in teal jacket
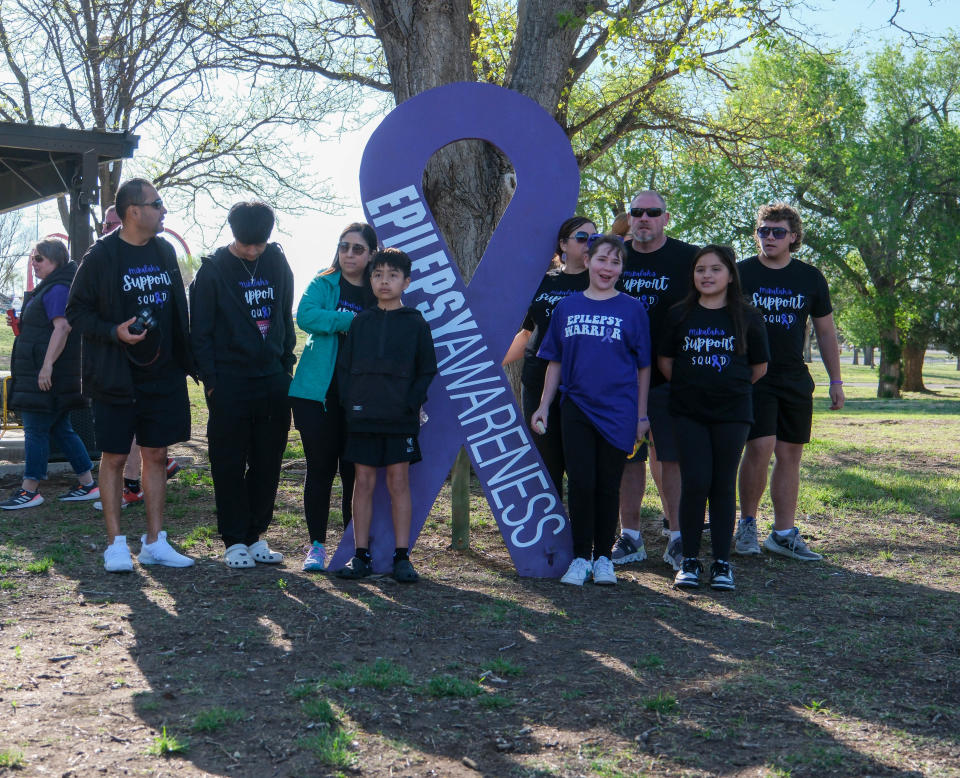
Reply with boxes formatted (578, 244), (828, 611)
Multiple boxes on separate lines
(290, 222), (377, 571)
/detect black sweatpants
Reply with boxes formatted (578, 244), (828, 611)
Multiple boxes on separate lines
(674, 414), (750, 561)
(522, 380), (565, 501)
(561, 400), (627, 560)
(291, 391), (354, 544)
(207, 373), (291, 548)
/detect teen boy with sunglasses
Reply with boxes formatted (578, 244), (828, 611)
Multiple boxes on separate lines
(613, 190), (698, 572)
(735, 203), (844, 561)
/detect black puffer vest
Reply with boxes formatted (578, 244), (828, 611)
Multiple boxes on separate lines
(9, 261), (86, 413)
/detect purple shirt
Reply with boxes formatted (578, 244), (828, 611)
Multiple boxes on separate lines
(538, 292), (650, 452)
(38, 284), (69, 321)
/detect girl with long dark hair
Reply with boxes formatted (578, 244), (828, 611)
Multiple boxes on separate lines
(289, 223), (377, 571)
(658, 245), (769, 590)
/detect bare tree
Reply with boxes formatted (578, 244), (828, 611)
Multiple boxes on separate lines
(0, 210), (29, 299)
(0, 0), (351, 225)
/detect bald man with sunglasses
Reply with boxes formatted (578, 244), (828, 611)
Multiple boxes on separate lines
(734, 202), (844, 562)
(612, 190), (698, 571)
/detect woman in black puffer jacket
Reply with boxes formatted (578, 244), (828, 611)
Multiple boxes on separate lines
(2, 240), (98, 510)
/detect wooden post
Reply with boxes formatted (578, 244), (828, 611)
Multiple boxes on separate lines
(451, 448), (470, 550)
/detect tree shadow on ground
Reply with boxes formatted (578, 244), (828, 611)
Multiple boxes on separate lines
(2, 481), (958, 777)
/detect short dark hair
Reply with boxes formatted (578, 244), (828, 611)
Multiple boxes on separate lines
(587, 234), (626, 263)
(33, 239), (69, 268)
(370, 247), (411, 278)
(114, 178), (154, 220)
(756, 202), (803, 252)
(228, 201), (275, 245)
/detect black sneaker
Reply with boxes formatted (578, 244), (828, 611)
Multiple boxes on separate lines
(674, 557), (702, 589)
(336, 555), (373, 579)
(709, 561), (735, 591)
(0, 488), (43, 510)
(58, 481), (100, 501)
(392, 558), (419, 583)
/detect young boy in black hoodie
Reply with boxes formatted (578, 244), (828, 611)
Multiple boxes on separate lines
(189, 201), (295, 569)
(335, 248), (437, 582)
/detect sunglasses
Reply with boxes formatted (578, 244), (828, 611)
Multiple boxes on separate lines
(756, 227), (790, 239)
(135, 198), (164, 210)
(587, 233), (625, 248)
(571, 231), (602, 244)
(30, 254), (48, 264)
(630, 207), (664, 218)
(338, 241), (368, 256)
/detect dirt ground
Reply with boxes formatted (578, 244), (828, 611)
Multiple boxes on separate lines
(1, 425), (959, 777)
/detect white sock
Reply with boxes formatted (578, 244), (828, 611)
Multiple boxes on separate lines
(113, 535), (126, 545)
(670, 530), (681, 542)
(621, 528), (641, 541)
(774, 528), (794, 537)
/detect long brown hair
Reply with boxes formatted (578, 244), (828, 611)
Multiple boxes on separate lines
(676, 244), (751, 355)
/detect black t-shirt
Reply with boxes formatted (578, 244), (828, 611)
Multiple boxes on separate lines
(737, 256), (832, 377)
(520, 269), (589, 389)
(620, 236), (698, 385)
(118, 241), (176, 382)
(224, 253), (279, 339)
(660, 304), (769, 424)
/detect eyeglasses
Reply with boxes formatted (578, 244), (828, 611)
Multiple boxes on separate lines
(630, 207), (664, 218)
(338, 241), (368, 256)
(587, 234), (625, 248)
(756, 227), (790, 239)
(571, 231), (602, 244)
(135, 198), (164, 210)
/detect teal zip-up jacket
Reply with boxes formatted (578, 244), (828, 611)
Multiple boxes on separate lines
(288, 269), (354, 406)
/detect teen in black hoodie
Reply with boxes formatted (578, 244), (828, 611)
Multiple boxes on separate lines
(189, 201), (295, 569)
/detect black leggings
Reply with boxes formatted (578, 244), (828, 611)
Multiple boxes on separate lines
(291, 394), (354, 544)
(674, 414), (750, 561)
(561, 400), (627, 560)
(522, 380), (564, 501)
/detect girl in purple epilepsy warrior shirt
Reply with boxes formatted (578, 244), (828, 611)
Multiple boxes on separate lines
(533, 235), (651, 587)
(658, 245), (769, 592)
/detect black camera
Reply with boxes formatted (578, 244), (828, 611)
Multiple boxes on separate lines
(128, 307), (158, 335)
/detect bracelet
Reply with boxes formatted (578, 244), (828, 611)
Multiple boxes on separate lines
(830, 380), (843, 385)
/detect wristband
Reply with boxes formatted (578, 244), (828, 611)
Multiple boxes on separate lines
(830, 380), (843, 385)
(638, 416), (649, 422)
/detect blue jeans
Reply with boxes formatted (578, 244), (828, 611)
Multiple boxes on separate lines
(21, 410), (93, 482)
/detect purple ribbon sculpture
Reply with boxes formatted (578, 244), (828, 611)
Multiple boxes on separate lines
(329, 82), (580, 577)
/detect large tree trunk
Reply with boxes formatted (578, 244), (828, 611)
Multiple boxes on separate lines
(901, 340), (927, 392)
(852, 346), (859, 365)
(864, 345), (875, 367)
(877, 327), (902, 398)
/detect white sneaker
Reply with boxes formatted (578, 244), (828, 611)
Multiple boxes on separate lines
(560, 557), (592, 586)
(592, 556), (617, 586)
(104, 536), (133, 573)
(138, 531), (194, 567)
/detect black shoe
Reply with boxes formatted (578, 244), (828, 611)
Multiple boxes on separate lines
(336, 555), (372, 579)
(674, 557), (702, 589)
(709, 561), (735, 591)
(392, 558), (419, 583)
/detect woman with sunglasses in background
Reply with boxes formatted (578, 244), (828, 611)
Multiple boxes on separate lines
(289, 223), (377, 571)
(3, 240), (98, 510)
(503, 216), (596, 499)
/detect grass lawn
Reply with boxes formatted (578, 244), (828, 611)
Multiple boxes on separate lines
(0, 349), (957, 777)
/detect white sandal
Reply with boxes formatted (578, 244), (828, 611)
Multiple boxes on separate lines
(247, 540), (283, 564)
(224, 543), (255, 569)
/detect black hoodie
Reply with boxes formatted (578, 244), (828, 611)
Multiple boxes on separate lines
(189, 242), (295, 392)
(337, 305), (437, 435)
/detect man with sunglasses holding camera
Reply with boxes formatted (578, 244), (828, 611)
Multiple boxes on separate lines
(67, 178), (197, 573)
(735, 202), (844, 561)
(613, 190), (698, 571)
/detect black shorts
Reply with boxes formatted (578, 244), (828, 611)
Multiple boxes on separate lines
(647, 383), (678, 462)
(344, 432), (422, 467)
(748, 372), (815, 444)
(94, 378), (191, 454)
